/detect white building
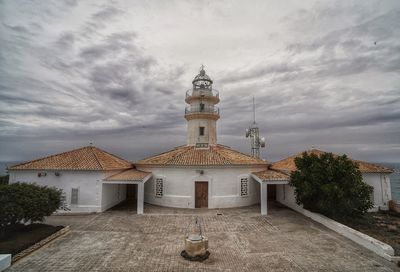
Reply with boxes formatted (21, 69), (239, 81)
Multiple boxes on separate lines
(252, 149), (393, 214)
(8, 67), (393, 215)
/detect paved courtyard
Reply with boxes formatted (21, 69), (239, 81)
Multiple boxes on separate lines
(7, 202), (398, 271)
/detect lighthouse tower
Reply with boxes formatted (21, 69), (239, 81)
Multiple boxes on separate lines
(185, 66), (220, 147)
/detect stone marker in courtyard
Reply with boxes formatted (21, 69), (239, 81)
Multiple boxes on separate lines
(181, 217), (210, 261)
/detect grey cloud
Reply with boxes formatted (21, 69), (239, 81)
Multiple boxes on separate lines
(55, 32), (75, 50)
(91, 6), (123, 20)
(0, 0), (399, 164)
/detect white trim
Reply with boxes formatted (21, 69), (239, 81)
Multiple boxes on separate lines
(263, 180), (289, 185)
(102, 174), (152, 184)
(250, 174), (289, 185)
(102, 181), (142, 184)
(0, 254), (11, 271)
(251, 174), (263, 184)
(143, 174), (152, 183)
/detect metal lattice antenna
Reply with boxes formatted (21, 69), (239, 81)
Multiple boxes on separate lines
(253, 96), (256, 124)
(245, 96), (266, 158)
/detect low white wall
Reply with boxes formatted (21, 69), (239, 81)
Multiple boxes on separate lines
(138, 166), (264, 209)
(9, 170), (104, 213)
(0, 254), (11, 272)
(283, 200), (397, 261)
(276, 184), (398, 262)
(101, 183), (127, 211)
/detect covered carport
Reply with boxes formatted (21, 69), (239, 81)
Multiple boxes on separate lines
(103, 168), (152, 214)
(252, 169), (289, 216)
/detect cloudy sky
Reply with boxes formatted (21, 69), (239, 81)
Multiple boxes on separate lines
(0, 0), (399, 163)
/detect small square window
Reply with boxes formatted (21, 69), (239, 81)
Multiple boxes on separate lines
(199, 127), (205, 136)
(155, 178), (163, 197)
(240, 178), (248, 196)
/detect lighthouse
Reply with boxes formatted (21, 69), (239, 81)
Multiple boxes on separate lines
(185, 66), (220, 148)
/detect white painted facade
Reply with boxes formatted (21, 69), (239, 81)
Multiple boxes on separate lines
(8, 170), (127, 213)
(137, 166), (264, 209)
(101, 183), (127, 212)
(361, 173), (392, 211)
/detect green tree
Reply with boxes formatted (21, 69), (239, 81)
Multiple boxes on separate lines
(290, 152), (373, 218)
(0, 175), (8, 185)
(0, 183), (62, 229)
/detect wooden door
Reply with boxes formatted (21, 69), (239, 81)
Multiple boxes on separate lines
(195, 182), (208, 208)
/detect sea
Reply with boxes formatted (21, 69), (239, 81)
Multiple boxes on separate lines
(1, 161), (400, 202)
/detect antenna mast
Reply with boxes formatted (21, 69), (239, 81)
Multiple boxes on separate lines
(245, 97), (266, 158)
(253, 96), (256, 124)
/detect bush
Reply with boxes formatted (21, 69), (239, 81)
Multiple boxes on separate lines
(0, 183), (62, 228)
(0, 175), (8, 185)
(290, 152), (373, 218)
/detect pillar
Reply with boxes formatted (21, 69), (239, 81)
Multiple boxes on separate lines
(137, 183), (144, 214)
(261, 182), (268, 216)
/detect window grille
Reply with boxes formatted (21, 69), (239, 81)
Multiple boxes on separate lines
(240, 178), (248, 196)
(199, 126), (205, 136)
(155, 178), (163, 197)
(71, 188), (79, 205)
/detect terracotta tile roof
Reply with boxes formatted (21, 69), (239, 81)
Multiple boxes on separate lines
(8, 146), (132, 171)
(104, 168), (151, 181)
(271, 149), (393, 174)
(252, 169), (290, 181)
(136, 145), (267, 166)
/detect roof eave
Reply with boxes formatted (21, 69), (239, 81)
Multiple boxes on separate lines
(135, 163), (268, 167)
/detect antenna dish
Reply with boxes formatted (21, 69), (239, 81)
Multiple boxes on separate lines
(245, 128), (250, 138)
(260, 137), (266, 148)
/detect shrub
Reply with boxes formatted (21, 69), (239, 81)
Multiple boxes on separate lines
(0, 183), (62, 228)
(290, 152), (373, 218)
(0, 175), (8, 185)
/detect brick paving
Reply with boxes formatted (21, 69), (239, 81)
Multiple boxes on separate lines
(7, 203), (398, 271)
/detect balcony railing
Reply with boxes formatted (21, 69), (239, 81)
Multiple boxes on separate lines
(186, 89), (219, 99)
(185, 106), (220, 115)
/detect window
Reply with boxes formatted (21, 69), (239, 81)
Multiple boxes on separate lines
(71, 188), (79, 205)
(240, 178), (248, 196)
(370, 188), (374, 203)
(200, 103), (205, 111)
(195, 143), (208, 149)
(199, 126), (205, 136)
(155, 178), (163, 197)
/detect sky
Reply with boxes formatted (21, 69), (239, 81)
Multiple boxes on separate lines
(0, 0), (399, 163)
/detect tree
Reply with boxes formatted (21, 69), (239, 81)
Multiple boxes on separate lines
(0, 183), (62, 229)
(290, 152), (373, 218)
(0, 175), (8, 185)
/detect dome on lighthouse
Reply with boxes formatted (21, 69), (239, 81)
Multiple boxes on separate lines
(192, 65), (213, 88)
